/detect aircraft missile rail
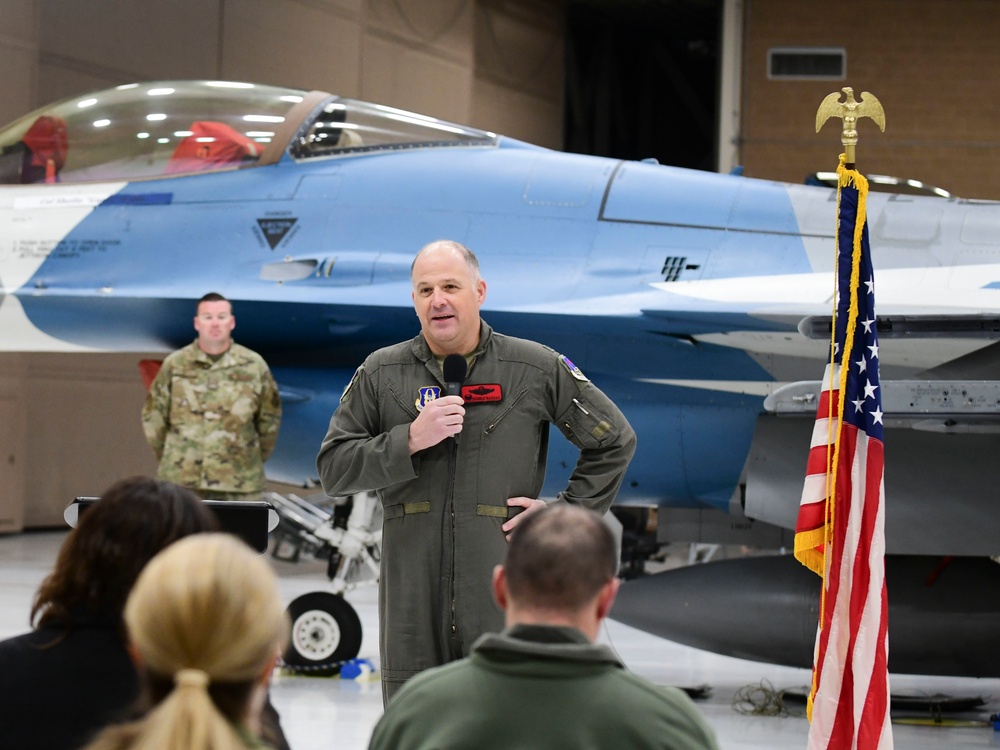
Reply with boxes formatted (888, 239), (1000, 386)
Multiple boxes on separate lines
(765, 379), (1000, 420)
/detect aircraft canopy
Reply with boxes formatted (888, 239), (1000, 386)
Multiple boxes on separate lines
(0, 80), (496, 184)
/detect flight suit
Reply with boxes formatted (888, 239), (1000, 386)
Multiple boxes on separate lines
(316, 323), (636, 702)
(142, 340), (282, 495)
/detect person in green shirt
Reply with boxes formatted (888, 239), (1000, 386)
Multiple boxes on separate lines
(369, 503), (719, 750)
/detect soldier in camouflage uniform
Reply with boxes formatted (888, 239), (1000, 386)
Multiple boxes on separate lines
(141, 292), (281, 501)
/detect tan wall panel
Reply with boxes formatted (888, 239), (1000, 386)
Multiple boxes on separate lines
(0, 46), (38, 129)
(19, 353), (158, 528)
(0, 395), (26, 532)
(742, 0), (1000, 200)
(367, 0), (473, 62)
(221, 0), (363, 94)
(0, 0), (40, 126)
(471, 78), (561, 149)
(0, 354), (28, 533)
(362, 34), (472, 121)
(474, 1), (562, 101)
(470, 1), (562, 146)
(39, 1), (222, 80)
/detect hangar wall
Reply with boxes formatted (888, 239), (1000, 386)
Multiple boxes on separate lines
(741, 0), (1000, 200)
(0, 0), (564, 149)
(0, 354), (160, 531)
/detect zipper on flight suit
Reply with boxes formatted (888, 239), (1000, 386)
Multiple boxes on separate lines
(448, 434), (458, 639)
(484, 389), (527, 434)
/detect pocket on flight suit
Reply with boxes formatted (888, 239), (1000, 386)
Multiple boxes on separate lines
(556, 391), (620, 449)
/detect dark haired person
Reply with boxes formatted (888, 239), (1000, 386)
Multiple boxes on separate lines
(0, 477), (219, 750)
(369, 504), (718, 750)
(142, 292), (282, 501)
(0, 476), (291, 750)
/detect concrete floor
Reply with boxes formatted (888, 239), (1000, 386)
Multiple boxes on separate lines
(3, 529), (999, 749)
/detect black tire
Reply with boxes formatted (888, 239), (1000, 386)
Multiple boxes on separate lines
(283, 591), (363, 674)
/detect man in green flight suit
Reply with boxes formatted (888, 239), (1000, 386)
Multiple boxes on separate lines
(142, 292), (282, 501)
(317, 240), (636, 704)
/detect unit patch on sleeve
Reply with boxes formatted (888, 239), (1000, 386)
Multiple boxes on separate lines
(559, 355), (590, 382)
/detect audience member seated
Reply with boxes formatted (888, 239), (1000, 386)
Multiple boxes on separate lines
(368, 504), (720, 750)
(82, 533), (290, 750)
(0, 477), (217, 750)
(0, 114), (68, 184)
(0, 476), (290, 750)
(164, 121), (261, 174)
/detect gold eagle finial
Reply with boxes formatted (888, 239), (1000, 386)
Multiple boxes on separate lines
(816, 87), (885, 166)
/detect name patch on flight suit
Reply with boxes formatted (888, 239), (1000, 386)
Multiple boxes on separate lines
(560, 355), (589, 382)
(415, 386), (442, 411)
(461, 383), (503, 404)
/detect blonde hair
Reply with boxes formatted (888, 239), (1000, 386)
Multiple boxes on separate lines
(84, 533), (289, 750)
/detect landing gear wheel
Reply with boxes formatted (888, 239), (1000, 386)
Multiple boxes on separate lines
(283, 592), (363, 675)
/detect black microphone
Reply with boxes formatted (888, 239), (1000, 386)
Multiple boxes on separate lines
(443, 354), (467, 397)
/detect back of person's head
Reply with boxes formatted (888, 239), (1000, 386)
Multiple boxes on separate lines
(504, 504), (618, 612)
(31, 476), (218, 629)
(89, 533), (289, 750)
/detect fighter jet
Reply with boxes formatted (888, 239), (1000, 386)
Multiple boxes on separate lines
(2, 80), (998, 677)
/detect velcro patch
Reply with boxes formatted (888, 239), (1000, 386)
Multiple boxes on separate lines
(461, 383), (503, 403)
(415, 386), (442, 411)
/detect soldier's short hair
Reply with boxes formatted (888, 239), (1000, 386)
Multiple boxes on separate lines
(503, 504), (617, 611)
(196, 292), (230, 313)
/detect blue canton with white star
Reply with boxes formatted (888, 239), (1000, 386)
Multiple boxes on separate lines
(834, 183), (884, 442)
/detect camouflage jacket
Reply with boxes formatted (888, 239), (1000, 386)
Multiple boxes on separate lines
(141, 341), (281, 493)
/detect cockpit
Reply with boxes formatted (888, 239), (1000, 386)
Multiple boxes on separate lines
(0, 80), (497, 184)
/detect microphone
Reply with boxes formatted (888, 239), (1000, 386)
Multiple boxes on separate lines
(443, 354), (467, 397)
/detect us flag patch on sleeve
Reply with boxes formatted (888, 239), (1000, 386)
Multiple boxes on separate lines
(559, 355), (589, 382)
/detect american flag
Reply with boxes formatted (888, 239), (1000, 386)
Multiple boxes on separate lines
(794, 157), (893, 750)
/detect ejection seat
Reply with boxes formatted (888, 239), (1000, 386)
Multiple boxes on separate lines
(0, 115), (68, 184)
(164, 120), (260, 174)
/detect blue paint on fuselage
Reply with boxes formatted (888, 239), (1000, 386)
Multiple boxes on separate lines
(13, 139), (810, 511)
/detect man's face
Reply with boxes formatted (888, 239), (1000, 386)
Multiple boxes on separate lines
(194, 300), (235, 350)
(411, 246), (486, 355)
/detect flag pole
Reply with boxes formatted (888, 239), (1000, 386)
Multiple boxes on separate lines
(794, 88), (893, 749)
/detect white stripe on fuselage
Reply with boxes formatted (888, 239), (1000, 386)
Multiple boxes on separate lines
(646, 262), (1000, 374)
(0, 294), (98, 351)
(0, 183), (125, 351)
(0, 183), (126, 293)
(653, 263), (1000, 313)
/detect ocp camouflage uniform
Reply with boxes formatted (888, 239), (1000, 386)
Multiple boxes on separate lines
(316, 322), (636, 703)
(141, 340), (281, 497)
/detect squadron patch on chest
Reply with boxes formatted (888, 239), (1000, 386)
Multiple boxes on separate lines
(461, 383), (503, 404)
(559, 355), (589, 382)
(415, 386), (442, 411)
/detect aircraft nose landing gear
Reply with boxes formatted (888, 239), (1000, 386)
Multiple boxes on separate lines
(268, 491), (381, 675)
(284, 591), (363, 675)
